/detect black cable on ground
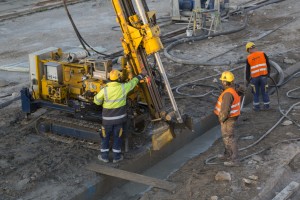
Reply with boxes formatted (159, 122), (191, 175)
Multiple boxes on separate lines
(0, 96), (21, 109)
(242, 0), (286, 12)
(172, 60), (283, 99)
(205, 63), (300, 165)
(231, 0), (286, 15)
(175, 83), (219, 98)
(286, 87), (300, 99)
(205, 101), (300, 165)
(163, 13), (248, 66)
(172, 65), (243, 93)
(270, 71), (300, 88)
(62, 0), (110, 58)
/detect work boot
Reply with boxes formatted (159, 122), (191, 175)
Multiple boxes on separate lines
(253, 106), (260, 112)
(98, 155), (109, 163)
(224, 160), (241, 167)
(113, 155), (124, 163)
(262, 105), (270, 111)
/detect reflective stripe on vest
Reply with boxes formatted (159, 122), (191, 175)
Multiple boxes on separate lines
(103, 84), (126, 104)
(247, 51), (268, 78)
(102, 82), (127, 109)
(214, 87), (241, 117)
(102, 114), (127, 120)
(101, 82), (128, 125)
(102, 105), (127, 125)
(94, 97), (103, 105)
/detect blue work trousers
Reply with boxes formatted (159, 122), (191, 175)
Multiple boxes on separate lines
(100, 123), (126, 160)
(250, 76), (270, 109)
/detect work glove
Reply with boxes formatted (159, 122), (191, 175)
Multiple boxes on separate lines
(235, 84), (245, 96)
(141, 68), (147, 76)
(136, 69), (147, 80)
(136, 74), (144, 81)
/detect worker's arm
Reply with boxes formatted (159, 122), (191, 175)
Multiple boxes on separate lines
(246, 59), (251, 84)
(219, 92), (234, 123)
(235, 84), (245, 96)
(124, 74), (144, 95)
(94, 89), (105, 105)
(264, 53), (271, 75)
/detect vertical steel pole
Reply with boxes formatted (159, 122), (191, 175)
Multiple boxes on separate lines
(154, 53), (183, 123)
(133, 0), (183, 123)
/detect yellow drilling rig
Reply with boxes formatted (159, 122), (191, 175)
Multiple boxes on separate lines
(21, 0), (188, 151)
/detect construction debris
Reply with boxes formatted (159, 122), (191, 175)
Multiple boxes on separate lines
(283, 58), (296, 64)
(215, 171), (231, 181)
(281, 120), (293, 126)
(248, 175), (259, 181)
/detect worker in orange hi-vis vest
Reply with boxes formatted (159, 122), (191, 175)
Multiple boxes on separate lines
(245, 42), (271, 111)
(214, 71), (244, 167)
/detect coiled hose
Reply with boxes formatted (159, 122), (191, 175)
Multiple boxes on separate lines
(173, 60), (282, 99)
(164, 14), (249, 66)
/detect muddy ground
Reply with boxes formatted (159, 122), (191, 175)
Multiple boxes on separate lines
(0, 0), (300, 199)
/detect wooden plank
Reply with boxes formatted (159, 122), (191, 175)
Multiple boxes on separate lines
(86, 163), (177, 191)
(272, 181), (299, 200)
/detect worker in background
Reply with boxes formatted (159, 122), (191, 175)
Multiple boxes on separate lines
(245, 42), (271, 111)
(201, 0), (230, 10)
(214, 71), (243, 167)
(94, 69), (146, 163)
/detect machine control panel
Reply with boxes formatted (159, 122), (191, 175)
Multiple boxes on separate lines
(45, 62), (63, 83)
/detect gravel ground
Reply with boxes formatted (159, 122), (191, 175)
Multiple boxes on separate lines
(0, 0), (300, 199)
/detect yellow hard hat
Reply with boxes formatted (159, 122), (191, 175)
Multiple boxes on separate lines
(246, 42), (255, 52)
(109, 70), (121, 81)
(220, 71), (234, 82)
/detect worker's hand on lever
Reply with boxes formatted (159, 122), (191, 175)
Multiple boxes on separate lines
(141, 68), (147, 76)
(136, 69), (147, 81)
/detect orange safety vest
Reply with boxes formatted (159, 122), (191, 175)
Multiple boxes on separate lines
(247, 51), (268, 78)
(214, 88), (241, 117)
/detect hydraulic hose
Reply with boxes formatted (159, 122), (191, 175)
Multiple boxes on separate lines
(286, 87), (300, 99)
(270, 71), (300, 88)
(205, 68), (300, 165)
(205, 60), (300, 164)
(205, 101), (300, 165)
(164, 0), (295, 69)
(175, 83), (219, 98)
(164, 14), (248, 66)
(242, 0), (286, 12)
(173, 60), (282, 98)
(0, 96), (21, 109)
(172, 66), (243, 90)
(231, 0), (286, 15)
(269, 60), (285, 86)
(62, 0), (110, 57)
(270, 77), (300, 128)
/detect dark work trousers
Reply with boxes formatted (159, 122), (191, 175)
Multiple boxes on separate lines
(100, 122), (126, 160)
(250, 76), (270, 109)
(221, 117), (238, 161)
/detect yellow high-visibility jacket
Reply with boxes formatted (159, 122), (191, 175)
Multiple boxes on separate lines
(94, 77), (139, 125)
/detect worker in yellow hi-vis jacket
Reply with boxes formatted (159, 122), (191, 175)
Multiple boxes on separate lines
(94, 69), (145, 163)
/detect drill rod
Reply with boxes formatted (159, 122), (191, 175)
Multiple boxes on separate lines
(133, 0), (183, 123)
